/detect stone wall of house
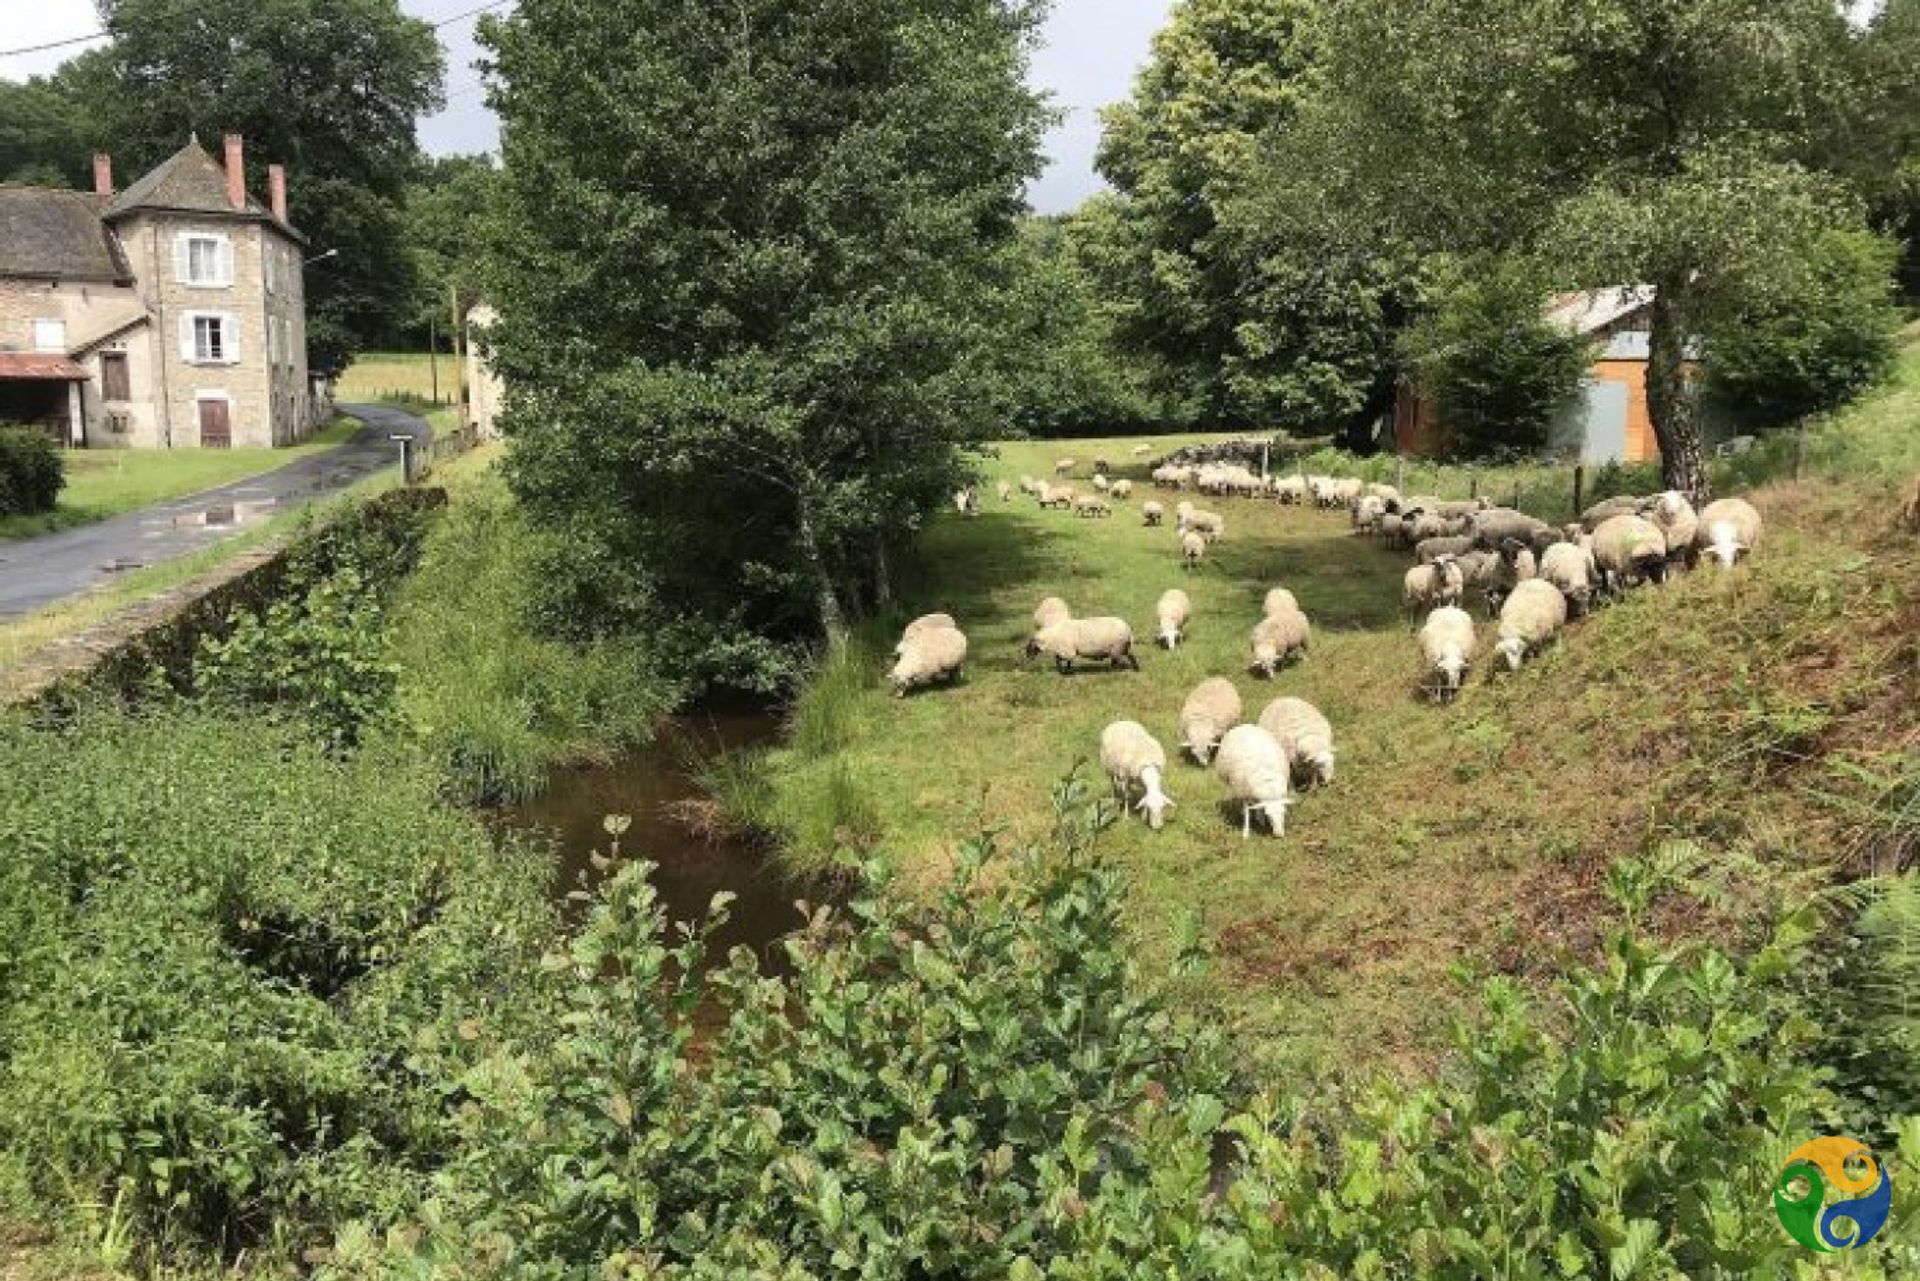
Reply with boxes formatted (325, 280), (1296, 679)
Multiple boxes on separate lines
(0, 277), (161, 446)
(465, 305), (505, 440)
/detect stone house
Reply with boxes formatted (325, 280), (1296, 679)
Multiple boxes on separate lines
(0, 134), (324, 448)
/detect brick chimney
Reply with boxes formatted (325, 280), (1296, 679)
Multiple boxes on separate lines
(223, 133), (246, 210)
(92, 153), (113, 197)
(268, 163), (288, 223)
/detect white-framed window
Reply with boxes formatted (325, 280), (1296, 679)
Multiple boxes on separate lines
(265, 244), (278, 296)
(175, 232), (233, 287)
(179, 311), (240, 365)
(30, 318), (66, 352)
(267, 315), (280, 365)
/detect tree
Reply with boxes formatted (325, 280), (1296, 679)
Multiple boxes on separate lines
(1399, 257), (1593, 459)
(479, 0), (1048, 681)
(1314, 0), (1874, 500)
(398, 154), (500, 348)
(77, 0), (445, 366)
(0, 76), (92, 186)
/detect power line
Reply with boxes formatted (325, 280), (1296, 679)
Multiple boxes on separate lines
(0, 1), (514, 62)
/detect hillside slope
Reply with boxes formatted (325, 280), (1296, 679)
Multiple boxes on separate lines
(738, 379), (1917, 1079)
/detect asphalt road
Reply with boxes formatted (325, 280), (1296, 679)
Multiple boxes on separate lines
(0, 403), (431, 621)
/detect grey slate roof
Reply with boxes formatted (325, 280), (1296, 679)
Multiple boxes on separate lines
(0, 186), (131, 282)
(103, 140), (274, 222)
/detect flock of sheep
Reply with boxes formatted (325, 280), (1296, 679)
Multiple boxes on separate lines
(886, 448), (1766, 840)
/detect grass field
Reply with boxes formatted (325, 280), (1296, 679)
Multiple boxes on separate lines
(737, 390), (1918, 1080)
(0, 415), (362, 543)
(334, 350), (461, 406)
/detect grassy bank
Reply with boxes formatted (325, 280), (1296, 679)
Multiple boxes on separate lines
(0, 415), (362, 543)
(737, 384), (1918, 1078)
(334, 351), (460, 407)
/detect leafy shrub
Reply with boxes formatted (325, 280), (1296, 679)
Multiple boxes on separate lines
(0, 706), (561, 1260)
(1705, 228), (1904, 429)
(0, 423), (65, 515)
(1400, 257), (1593, 459)
(328, 787), (1918, 1280)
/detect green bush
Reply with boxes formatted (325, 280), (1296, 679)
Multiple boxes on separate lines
(0, 706), (562, 1260)
(1705, 229), (1904, 429)
(1400, 257), (1593, 459)
(0, 423), (65, 515)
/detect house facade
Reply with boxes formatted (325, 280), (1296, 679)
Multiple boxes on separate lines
(1393, 286), (1671, 465)
(0, 135), (324, 449)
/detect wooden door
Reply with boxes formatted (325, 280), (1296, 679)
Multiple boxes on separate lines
(100, 352), (130, 401)
(197, 398), (231, 448)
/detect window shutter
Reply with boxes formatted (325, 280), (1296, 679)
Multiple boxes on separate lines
(174, 235), (191, 283)
(218, 238), (234, 286)
(179, 313), (196, 361)
(223, 313), (240, 363)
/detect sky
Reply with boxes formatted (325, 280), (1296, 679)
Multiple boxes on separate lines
(0, 0), (1175, 214)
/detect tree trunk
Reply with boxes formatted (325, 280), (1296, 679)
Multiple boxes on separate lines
(794, 496), (848, 643)
(1645, 281), (1709, 504)
(870, 533), (892, 608)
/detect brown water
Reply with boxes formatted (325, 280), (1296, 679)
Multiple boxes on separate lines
(494, 708), (818, 980)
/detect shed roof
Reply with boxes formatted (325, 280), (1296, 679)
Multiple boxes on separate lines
(102, 139), (304, 241)
(0, 187), (130, 282)
(0, 353), (89, 382)
(1545, 286), (1655, 336)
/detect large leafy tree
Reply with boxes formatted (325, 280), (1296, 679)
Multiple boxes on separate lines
(73, 0), (444, 367)
(398, 154), (500, 348)
(1313, 0), (1873, 499)
(0, 75), (93, 187)
(479, 0), (1048, 682)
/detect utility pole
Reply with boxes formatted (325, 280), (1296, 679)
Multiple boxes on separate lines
(428, 314), (439, 404)
(450, 282), (466, 417)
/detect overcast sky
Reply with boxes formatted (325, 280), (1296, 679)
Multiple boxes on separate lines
(0, 0), (1174, 213)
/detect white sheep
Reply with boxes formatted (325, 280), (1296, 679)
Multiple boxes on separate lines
(1181, 529), (1206, 570)
(1187, 509), (1225, 542)
(1027, 617), (1139, 673)
(890, 624), (967, 696)
(1100, 720), (1175, 830)
(1073, 494), (1111, 518)
(1647, 491), (1700, 566)
(1031, 596), (1071, 638)
(1274, 475), (1308, 505)
(1142, 500), (1165, 527)
(1155, 588), (1191, 649)
(1250, 606), (1310, 677)
(1177, 676), (1242, 766)
(1694, 497), (1762, 570)
(1212, 724), (1294, 838)
(1418, 605), (1477, 702)
(1538, 541), (1598, 615)
(953, 488), (980, 517)
(1403, 558), (1464, 616)
(895, 612), (957, 657)
(1054, 457), (1077, 475)
(1257, 696), (1335, 786)
(996, 480), (1012, 503)
(1108, 479), (1133, 500)
(1262, 587), (1298, 617)
(1092, 473), (1111, 493)
(1493, 579), (1568, 672)
(1018, 474), (1039, 495)
(1131, 444), (1152, 457)
(1590, 513), (1669, 593)
(1175, 500), (1195, 524)
(1042, 487), (1076, 510)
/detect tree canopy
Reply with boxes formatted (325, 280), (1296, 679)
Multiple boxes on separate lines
(480, 0), (1049, 683)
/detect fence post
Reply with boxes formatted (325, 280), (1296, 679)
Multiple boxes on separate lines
(1572, 464), (1584, 523)
(1511, 480), (1521, 510)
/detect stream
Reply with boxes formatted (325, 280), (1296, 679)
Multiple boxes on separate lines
(493, 707), (819, 982)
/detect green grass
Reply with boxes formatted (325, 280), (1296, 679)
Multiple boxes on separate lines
(0, 415), (362, 544)
(746, 400), (1918, 1079)
(334, 351), (461, 407)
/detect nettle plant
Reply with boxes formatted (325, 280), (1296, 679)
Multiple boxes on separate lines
(333, 785), (1919, 1280)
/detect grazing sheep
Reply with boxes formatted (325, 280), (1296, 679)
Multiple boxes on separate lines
(1482, 539), (1538, 617)
(1142, 500), (1165, 527)
(1042, 487), (1076, 510)
(1580, 494), (1650, 531)
(1027, 617), (1139, 672)
(1366, 482), (1401, 504)
(1257, 696), (1335, 787)
(1100, 720), (1175, 830)
(1471, 506), (1556, 553)
(896, 612), (957, 654)
(1186, 509), (1225, 542)
(1647, 491), (1700, 566)
(1032, 481), (1054, 506)
(1693, 497), (1763, 569)
(890, 624), (968, 696)
(1590, 513), (1669, 593)
(1054, 457), (1077, 475)
(1094, 456), (1111, 474)
(1409, 510), (1469, 542)
(1092, 473), (1110, 493)
(1493, 579), (1568, 671)
(1018, 474), (1039, 495)
(1378, 511), (1408, 549)
(1262, 586), (1299, 618)
(1417, 535), (1476, 564)
(1155, 588), (1191, 649)
(1538, 541), (1598, 615)
(1212, 724), (1295, 838)
(1181, 529), (1206, 569)
(1250, 606), (1310, 677)
(1403, 557), (1465, 616)
(1418, 605), (1477, 703)
(996, 480), (1012, 503)
(1352, 494), (1387, 534)
(1178, 677), (1243, 766)
(1274, 474), (1309, 505)
(954, 488), (980, 517)
(1109, 478), (1133, 500)
(1175, 500), (1195, 524)
(1031, 596), (1071, 640)
(1131, 444), (1152, 457)
(1073, 494), (1112, 518)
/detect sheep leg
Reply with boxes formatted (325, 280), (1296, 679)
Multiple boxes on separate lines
(1242, 804), (1252, 840)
